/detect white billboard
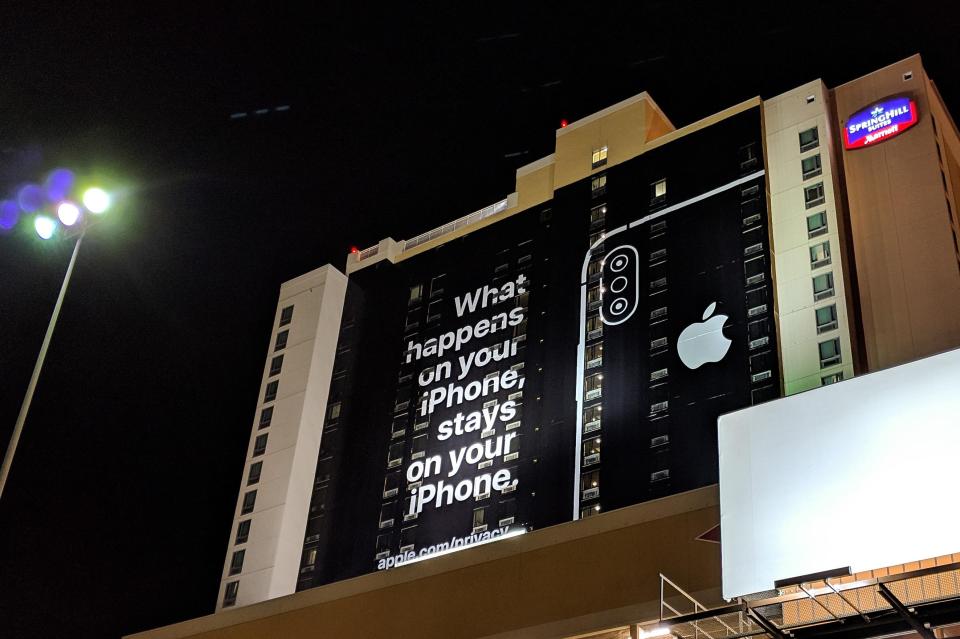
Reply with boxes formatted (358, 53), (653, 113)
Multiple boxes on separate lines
(719, 348), (960, 598)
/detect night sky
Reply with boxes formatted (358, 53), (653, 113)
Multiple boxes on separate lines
(1, 3), (958, 637)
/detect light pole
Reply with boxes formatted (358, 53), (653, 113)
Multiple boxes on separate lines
(0, 176), (112, 500)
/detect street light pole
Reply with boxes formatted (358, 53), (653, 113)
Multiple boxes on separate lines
(0, 231), (85, 500)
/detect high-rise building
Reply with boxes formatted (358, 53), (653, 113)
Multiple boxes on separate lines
(134, 54), (960, 639)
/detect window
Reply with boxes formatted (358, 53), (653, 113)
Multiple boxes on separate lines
(499, 499), (518, 526)
(819, 338), (842, 368)
(302, 548), (317, 569)
(587, 258), (603, 279)
(587, 284), (601, 306)
(258, 406), (273, 429)
(223, 581), (239, 607)
(411, 434), (428, 460)
(269, 355), (283, 377)
(391, 417), (406, 439)
(591, 174), (607, 196)
(264, 380), (279, 403)
(247, 461), (263, 486)
(253, 434), (268, 457)
(585, 343), (603, 368)
(584, 404), (602, 433)
(235, 519), (251, 544)
(315, 457), (332, 484)
(804, 182), (825, 209)
(375, 533), (391, 558)
(241, 490), (257, 514)
(588, 231), (604, 248)
(807, 211), (828, 238)
(810, 241), (831, 268)
(651, 178), (667, 202)
(805, 94), (816, 104)
(799, 126), (819, 152)
(274, 330), (288, 351)
(472, 507), (487, 532)
(279, 305), (294, 326)
(328, 402), (341, 421)
(590, 204), (607, 226)
(586, 314), (603, 338)
(812, 272), (835, 301)
(591, 145), (608, 168)
(584, 373), (602, 400)
(374, 476), (396, 504)
(740, 143), (758, 170)
(408, 283), (423, 306)
(399, 526), (417, 551)
(403, 495), (417, 520)
(581, 505), (601, 518)
(387, 441), (404, 468)
(822, 372), (844, 385)
(802, 154), (822, 180)
(816, 304), (838, 334)
(379, 502), (396, 529)
(583, 436), (601, 465)
(429, 274), (446, 298)
(229, 549), (245, 575)
(426, 301), (442, 324)
(581, 470), (600, 497)
(650, 219), (667, 235)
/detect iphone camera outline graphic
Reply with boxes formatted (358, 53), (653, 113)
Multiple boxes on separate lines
(676, 301), (732, 369)
(599, 245), (639, 326)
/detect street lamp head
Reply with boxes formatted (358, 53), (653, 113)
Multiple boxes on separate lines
(34, 215), (57, 240)
(57, 202), (81, 226)
(82, 187), (110, 214)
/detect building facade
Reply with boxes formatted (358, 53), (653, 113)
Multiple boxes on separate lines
(173, 54), (960, 639)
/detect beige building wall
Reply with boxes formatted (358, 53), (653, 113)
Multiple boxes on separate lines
(764, 80), (857, 393)
(832, 54), (960, 370)
(217, 265), (347, 610)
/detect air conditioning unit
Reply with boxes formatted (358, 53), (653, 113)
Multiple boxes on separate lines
(582, 487), (600, 500)
(584, 453), (600, 466)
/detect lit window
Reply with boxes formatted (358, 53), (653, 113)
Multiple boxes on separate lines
(274, 330), (288, 351)
(328, 402), (341, 420)
(472, 506), (487, 532)
(587, 258), (602, 278)
(241, 490), (257, 515)
(807, 211), (828, 238)
(584, 372), (603, 399)
(804, 182), (825, 209)
(591, 174), (607, 196)
(812, 272), (835, 301)
(264, 380), (279, 403)
(585, 342), (603, 368)
(279, 305), (294, 327)
(815, 304), (838, 334)
(409, 284), (423, 306)
(247, 461), (263, 486)
(581, 470), (600, 496)
(586, 314), (603, 337)
(223, 581), (239, 607)
(583, 436), (601, 465)
(799, 126), (819, 152)
(258, 406), (273, 429)
(581, 505), (601, 518)
(819, 338), (842, 368)
(229, 549), (245, 575)
(651, 179), (667, 202)
(253, 434), (268, 457)
(591, 145), (608, 168)
(587, 284), (601, 305)
(235, 519), (250, 544)
(269, 355), (283, 377)
(590, 204), (607, 225)
(809, 241), (831, 268)
(801, 154), (822, 180)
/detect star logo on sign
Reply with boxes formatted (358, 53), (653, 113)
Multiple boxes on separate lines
(871, 106), (884, 116)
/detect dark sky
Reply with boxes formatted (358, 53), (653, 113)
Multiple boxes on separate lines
(1, 3), (958, 637)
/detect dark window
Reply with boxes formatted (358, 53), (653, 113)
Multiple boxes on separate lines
(804, 182), (825, 209)
(400, 526), (417, 550)
(409, 284), (423, 306)
(269, 355), (283, 377)
(799, 126), (819, 152)
(253, 434), (268, 457)
(807, 211), (828, 238)
(235, 519), (251, 544)
(241, 490), (257, 515)
(223, 581), (239, 607)
(591, 174), (607, 197)
(819, 338), (842, 368)
(264, 380), (279, 403)
(430, 274), (446, 298)
(801, 154), (822, 180)
(316, 457), (333, 484)
(812, 272), (835, 301)
(274, 330), (288, 351)
(810, 241), (831, 268)
(279, 305), (294, 326)
(258, 406), (273, 429)
(247, 461), (263, 485)
(740, 143), (759, 170)
(816, 304), (838, 334)
(229, 549), (245, 575)
(375, 533), (391, 557)
(328, 402), (341, 420)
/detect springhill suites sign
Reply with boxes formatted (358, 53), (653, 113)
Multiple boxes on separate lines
(843, 96), (918, 149)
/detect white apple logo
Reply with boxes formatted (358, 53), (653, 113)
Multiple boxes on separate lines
(677, 302), (732, 369)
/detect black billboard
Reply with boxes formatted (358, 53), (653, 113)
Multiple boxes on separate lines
(296, 105), (779, 588)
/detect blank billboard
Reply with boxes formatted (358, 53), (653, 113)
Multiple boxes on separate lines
(719, 347), (960, 598)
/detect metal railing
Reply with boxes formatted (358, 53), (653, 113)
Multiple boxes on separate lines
(402, 197), (510, 252)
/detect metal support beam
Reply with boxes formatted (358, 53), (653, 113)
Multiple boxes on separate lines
(748, 608), (789, 639)
(877, 583), (936, 639)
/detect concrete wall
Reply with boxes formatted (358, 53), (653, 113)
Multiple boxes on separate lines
(216, 265), (347, 609)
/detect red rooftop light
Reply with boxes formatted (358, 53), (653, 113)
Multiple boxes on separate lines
(350, 246), (359, 254)
(560, 119), (568, 128)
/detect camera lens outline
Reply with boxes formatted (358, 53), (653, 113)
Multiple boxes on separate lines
(610, 276), (628, 293)
(609, 253), (629, 273)
(609, 297), (629, 315)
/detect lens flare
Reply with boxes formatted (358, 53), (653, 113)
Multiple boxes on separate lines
(0, 200), (19, 230)
(57, 202), (81, 226)
(82, 187), (110, 214)
(18, 184), (44, 212)
(44, 168), (75, 202)
(34, 215), (57, 240)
